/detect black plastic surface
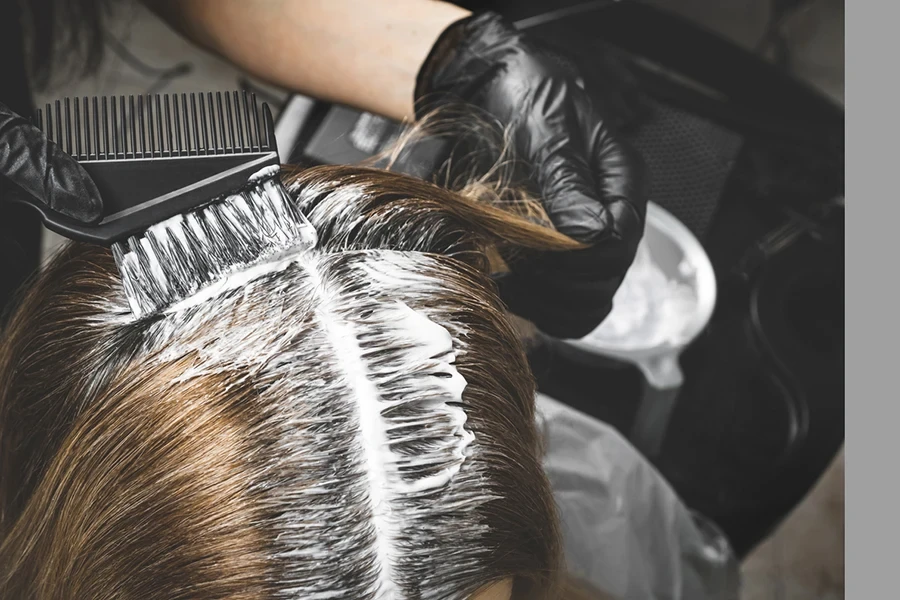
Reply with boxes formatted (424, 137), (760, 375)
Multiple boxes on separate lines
(35, 92), (279, 245)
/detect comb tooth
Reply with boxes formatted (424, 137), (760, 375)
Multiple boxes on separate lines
(251, 93), (262, 151)
(47, 102), (53, 141)
(152, 95), (161, 157)
(92, 97), (100, 159)
(181, 94), (192, 155)
(240, 91), (251, 150)
(187, 93), (195, 155)
(84, 98), (91, 159)
(198, 93), (210, 154)
(181, 96), (189, 155)
(224, 92), (236, 153)
(82, 97), (92, 160)
(44, 104), (53, 144)
(129, 95), (138, 158)
(74, 97), (84, 159)
(110, 99), (117, 158)
(125, 96), (132, 157)
(64, 98), (72, 155)
(55, 100), (63, 150)
(148, 95), (155, 157)
(137, 95), (146, 158)
(168, 94), (176, 155)
(123, 96), (131, 158)
(36, 108), (44, 138)
(75, 98), (83, 160)
(247, 92), (257, 150)
(243, 91), (253, 150)
(234, 91), (246, 151)
(78, 97), (84, 159)
(116, 96), (128, 158)
(263, 103), (274, 150)
(116, 96), (124, 158)
(102, 97), (109, 159)
(216, 92), (227, 153)
(206, 92), (219, 154)
(154, 97), (161, 156)
(112, 97), (119, 158)
(111, 98), (120, 158)
(173, 94), (183, 155)
(118, 96), (126, 158)
(190, 93), (202, 154)
(146, 95), (154, 156)
(114, 96), (121, 157)
(165, 95), (174, 156)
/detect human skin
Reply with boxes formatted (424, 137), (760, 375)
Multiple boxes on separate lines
(145, 0), (471, 122)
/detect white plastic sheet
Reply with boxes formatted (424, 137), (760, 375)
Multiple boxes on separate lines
(537, 393), (741, 600)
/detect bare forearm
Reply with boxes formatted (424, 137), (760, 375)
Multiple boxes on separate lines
(145, 0), (470, 122)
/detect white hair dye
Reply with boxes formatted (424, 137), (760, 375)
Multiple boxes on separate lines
(115, 168), (318, 318)
(131, 245), (496, 600)
(4, 162), (561, 599)
(125, 176), (367, 318)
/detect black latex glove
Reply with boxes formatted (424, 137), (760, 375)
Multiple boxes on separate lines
(0, 101), (102, 223)
(415, 12), (647, 339)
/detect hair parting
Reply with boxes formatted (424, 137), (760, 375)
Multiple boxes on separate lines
(0, 160), (586, 598)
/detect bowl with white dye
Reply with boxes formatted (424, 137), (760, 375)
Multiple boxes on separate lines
(562, 202), (717, 390)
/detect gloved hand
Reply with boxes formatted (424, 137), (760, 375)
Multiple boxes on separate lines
(0, 101), (103, 223)
(415, 12), (647, 339)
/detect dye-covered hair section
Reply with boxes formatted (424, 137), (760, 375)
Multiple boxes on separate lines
(141, 249), (501, 599)
(0, 166), (569, 599)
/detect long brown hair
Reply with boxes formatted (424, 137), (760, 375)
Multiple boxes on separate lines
(0, 164), (610, 599)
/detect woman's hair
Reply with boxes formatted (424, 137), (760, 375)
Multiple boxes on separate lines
(0, 161), (593, 598)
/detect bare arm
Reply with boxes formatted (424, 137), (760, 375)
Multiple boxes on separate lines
(144, 0), (470, 122)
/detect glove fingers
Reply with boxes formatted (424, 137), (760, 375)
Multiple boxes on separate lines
(533, 130), (611, 244)
(43, 143), (104, 223)
(531, 94), (646, 251)
(0, 103), (102, 223)
(507, 124), (646, 280)
(591, 122), (647, 240)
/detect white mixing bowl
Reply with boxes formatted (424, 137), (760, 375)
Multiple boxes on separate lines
(563, 201), (717, 390)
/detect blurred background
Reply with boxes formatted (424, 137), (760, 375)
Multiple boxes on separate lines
(32, 2), (845, 599)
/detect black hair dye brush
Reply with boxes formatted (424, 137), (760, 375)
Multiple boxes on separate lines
(36, 91), (317, 318)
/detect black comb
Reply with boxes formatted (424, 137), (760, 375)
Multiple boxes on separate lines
(36, 91), (279, 245)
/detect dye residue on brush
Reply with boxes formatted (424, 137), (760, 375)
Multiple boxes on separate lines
(116, 168), (317, 318)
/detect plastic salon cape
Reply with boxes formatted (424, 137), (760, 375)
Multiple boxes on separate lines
(536, 393), (741, 600)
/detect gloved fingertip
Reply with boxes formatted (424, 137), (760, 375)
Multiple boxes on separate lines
(605, 196), (645, 240)
(546, 192), (610, 244)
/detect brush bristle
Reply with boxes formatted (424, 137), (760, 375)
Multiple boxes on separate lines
(113, 170), (318, 318)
